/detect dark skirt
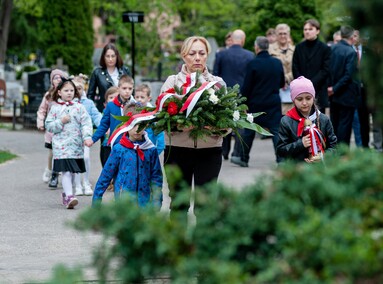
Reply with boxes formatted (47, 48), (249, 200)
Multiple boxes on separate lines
(53, 158), (86, 173)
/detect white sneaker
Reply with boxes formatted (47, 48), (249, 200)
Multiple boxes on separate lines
(42, 168), (52, 183)
(74, 186), (84, 196)
(83, 182), (93, 196)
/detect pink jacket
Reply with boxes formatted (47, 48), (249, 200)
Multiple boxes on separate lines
(36, 92), (55, 144)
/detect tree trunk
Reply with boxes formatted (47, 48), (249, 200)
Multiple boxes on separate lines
(0, 0), (13, 64)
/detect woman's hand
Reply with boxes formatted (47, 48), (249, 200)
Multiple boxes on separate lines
(302, 134), (311, 148)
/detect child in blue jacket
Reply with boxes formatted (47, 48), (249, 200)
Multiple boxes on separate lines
(91, 75), (136, 149)
(92, 120), (163, 208)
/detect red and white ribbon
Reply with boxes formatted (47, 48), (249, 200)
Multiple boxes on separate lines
(308, 124), (325, 157)
(108, 111), (156, 147)
(180, 81), (218, 117)
(108, 72), (224, 146)
(182, 72), (197, 95)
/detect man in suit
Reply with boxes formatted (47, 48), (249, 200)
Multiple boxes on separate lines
(328, 25), (360, 146)
(292, 19), (331, 113)
(353, 29), (370, 148)
(213, 29), (254, 160)
(232, 36), (285, 167)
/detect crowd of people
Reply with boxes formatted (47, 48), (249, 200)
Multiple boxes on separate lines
(36, 19), (381, 217)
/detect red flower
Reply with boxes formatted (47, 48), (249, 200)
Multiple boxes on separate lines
(126, 112), (133, 117)
(141, 109), (148, 114)
(167, 101), (178, 116)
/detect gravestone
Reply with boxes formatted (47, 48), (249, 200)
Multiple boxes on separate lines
(0, 79), (5, 106)
(22, 68), (51, 128)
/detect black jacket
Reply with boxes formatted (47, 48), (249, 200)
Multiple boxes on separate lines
(329, 40), (360, 107)
(292, 38), (331, 109)
(87, 66), (131, 112)
(241, 51), (285, 113)
(277, 110), (337, 162)
(213, 44), (254, 88)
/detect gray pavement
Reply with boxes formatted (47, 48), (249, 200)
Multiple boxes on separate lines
(0, 127), (276, 283)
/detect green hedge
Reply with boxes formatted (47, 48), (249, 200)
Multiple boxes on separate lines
(46, 147), (383, 283)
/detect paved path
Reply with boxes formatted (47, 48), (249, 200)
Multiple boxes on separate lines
(0, 127), (276, 283)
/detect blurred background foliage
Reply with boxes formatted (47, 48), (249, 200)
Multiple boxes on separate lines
(5, 0), (348, 78)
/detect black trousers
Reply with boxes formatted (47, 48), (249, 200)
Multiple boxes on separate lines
(164, 146), (222, 211)
(358, 87), (370, 148)
(100, 144), (111, 167)
(240, 124), (280, 163)
(330, 101), (355, 146)
(222, 135), (231, 158)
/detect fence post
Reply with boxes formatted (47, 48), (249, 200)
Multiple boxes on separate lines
(12, 100), (16, 130)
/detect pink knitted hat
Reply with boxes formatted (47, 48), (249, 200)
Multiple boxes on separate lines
(290, 76), (315, 101)
(50, 69), (68, 85)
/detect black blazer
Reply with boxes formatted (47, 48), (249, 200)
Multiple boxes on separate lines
(292, 38), (331, 109)
(241, 51), (285, 113)
(87, 66), (131, 112)
(329, 40), (360, 107)
(213, 44), (254, 88)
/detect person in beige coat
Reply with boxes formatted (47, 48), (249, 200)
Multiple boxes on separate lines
(269, 23), (295, 114)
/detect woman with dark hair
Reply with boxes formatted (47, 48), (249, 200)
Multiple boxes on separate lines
(87, 43), (131, 112)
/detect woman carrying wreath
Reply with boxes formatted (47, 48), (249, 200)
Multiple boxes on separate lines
(160, 36), (226, 212)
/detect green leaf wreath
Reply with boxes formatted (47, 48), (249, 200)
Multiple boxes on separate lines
(149, 74), (272, 141)
(110, 72), (272, 144)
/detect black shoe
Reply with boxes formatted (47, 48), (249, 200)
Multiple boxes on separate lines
(49, 172), (58, 188)
(223, 154), (229, 160)
(230, 156), (248, 167)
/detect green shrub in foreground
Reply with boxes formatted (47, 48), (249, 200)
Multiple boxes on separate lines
(47, 148), (383, 283)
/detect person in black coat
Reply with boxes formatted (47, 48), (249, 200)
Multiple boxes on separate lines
(277, 76), (337, 163)
(213, 29), (254, 160)
(292, 19), (331, 113)
(327, 25), (360, 146)
(232, 36), (284, 167)
(87, 43), (131, 112)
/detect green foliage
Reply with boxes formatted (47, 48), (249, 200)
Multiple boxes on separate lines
(44, 264), (83, 284)
(0, 150), (17, 164)
(173, 0), (237, 39)
(14, 0), (43, 17)
(240, 0), (318, 46)
(38, 0), (93, 74)
(53, 148), (383, 283)
(315, 0), (350, 42)
(7, 8), (40, 63)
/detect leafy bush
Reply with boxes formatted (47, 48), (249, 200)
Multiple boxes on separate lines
(46, 148), (383, 283)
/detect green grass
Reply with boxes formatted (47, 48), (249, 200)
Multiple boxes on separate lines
(0, 150), (17, 164)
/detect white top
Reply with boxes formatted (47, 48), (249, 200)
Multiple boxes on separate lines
(109, 68), (119, 86)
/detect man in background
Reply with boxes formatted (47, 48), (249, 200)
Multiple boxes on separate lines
(213, 29), (254, 160)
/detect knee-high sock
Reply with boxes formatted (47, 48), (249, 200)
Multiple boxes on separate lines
(62, 171), (73, 196)
(74, 173), (82, 188)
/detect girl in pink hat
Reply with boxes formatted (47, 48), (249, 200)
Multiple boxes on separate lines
(37, 69), (68, 187)
(276, 76), (337, 163)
